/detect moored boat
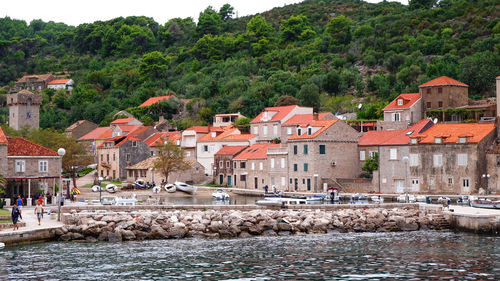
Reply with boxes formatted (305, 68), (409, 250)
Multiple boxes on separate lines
(212, 189), (230, 200)
(371, 195), (384, 203)
(174, 182), (197, 195)
(416, 195), (427, 203)
(134, 179), (146, 189)
(256, 197), (307, 206)
(306, 195), (325, 202)
(91, 185), (102, 192)
(105, 184), (118, 193)
(470, 199), (500, 209)
(457, 195), (477, 205)
(164, 184), (176, 193)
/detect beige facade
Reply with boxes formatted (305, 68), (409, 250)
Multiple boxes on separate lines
(126, 157), (207, 184)
(233, 158), (271, 190)
(266, 146), (289, 192)
(379, 100), (423, 131)
(213, 112), (245, 127)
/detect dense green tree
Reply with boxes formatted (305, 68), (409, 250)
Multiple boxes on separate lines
(326, 15), (352, 45)
(409, 0), (437, 10)
(459, 51), (500, 94)
(219, 4), (234, 21)
(297, 83), (320, 111)
(197, 6), (223, 36)
(274, 95), (300, 106)
(138, 51), (170, 80)
(280, 15), (315, 42)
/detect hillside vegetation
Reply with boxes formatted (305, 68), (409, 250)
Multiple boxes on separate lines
(0, 0), (499, 130)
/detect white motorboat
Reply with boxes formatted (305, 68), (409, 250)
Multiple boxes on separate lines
(105, 184), (118, 193)
(397, 195), (406, 203)
(152, 185), (161, 193)
(457, 195), (477, 205)
(256, 197), (307, 206)
(437, 196), (450, 204)
(306, 195), (325, 202)
(101, 196), (117, 205)
(212, 189), (230, 200)
(416, 195), (427, 203)
(397, 194), (416, 203)
(91, 185), (102, 192)
(134, 179), (146, 189)
(174, 182), (197, 195)
(371, 195), (384, 203)
(470, 199), (500, 209)
(408, 194), (416, 203)
(164, 184), (176, 193)
(115, 194), (137, 206)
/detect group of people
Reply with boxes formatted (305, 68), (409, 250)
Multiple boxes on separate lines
(10, 195), (45, 231)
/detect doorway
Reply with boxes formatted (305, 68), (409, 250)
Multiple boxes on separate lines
(227, 175), (232, 186)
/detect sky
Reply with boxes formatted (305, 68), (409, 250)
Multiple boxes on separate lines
(2, 0), (407, 26)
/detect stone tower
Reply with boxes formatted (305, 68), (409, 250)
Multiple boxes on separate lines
(7, 90), (42, 130)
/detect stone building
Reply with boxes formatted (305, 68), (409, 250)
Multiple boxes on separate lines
(359, 119), (433, 193)
(420, 76), (469, 111)
(378, 93), (422, 131)
(287, 119), (361, 192)
(281, 112), (334, 142)
(213, 145), (247, 186)
(266, 145), (289, 192)
(7, 90), (42, 130)
(250, 105), (313, 143)
(65, 120), (98, 140)
(232, 143), (281, 189)
(15, 74), (54, 92)
(213, 112), (246, 127)
(181, 126), (225, 162)
(408, 123), (496, 194)
(0, 127), (61, 205)
(97, 136), (151, 180)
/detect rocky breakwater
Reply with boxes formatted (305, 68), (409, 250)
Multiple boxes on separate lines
(56, 207), (448, 242)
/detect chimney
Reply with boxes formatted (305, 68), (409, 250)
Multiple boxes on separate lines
(159, 116), (165, 123)
(313, 113), (319, 121)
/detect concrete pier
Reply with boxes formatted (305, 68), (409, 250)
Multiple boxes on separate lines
(447, 205), (500, 234)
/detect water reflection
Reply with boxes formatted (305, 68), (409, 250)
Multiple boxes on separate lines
(1, 231), (498, 280)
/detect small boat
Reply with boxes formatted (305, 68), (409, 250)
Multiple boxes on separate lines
(105, 184), (118, 193)
(164, 184), (176, 193)
(470, 199), (500, 209)
(416, 195), (427, 203)
(437, 196), (450, 204)
(408, 194), (416, 203)
(0, 242), (4, 249)
(174, 182), (197, 195)
(134, 179), (146, 189)
(91, 185), (102, 192)
(306, 195), (325, 202)
(101, 196), (117, 205)
(256, 197), (307, 206)
(397, 195), (406, 203)
(115, 194), (137, 206)
(351, 193), (368, 201)
(371, 195), (384, 203)
(212, 189), (230, 200)
(152, 185), (161, 193)
(457, 195), (477, 205)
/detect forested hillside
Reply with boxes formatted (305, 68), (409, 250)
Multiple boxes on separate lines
(0, 0), (499, 130)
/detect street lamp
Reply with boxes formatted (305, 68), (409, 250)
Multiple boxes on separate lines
(402, 156), (409, 203)
(482, 174), (490, 196)
(98, 177), (103, 203)
(57, 148), (66, 221)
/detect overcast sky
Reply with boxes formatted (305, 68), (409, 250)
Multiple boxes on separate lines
(2, 0), (407, 26)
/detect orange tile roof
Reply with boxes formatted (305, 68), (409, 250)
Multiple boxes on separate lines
(7, 137), (58, 156)
(288, 119), (339, 140)
(198, 127), (257, 142)
(139, 93), (175, 107)
(419, 76), (468, 87)
(48, 79), (71, 85)
(116, 136), (141, 147)
(251, 105), (310, 123)
(77, 127), (112, 141)
(497, 76), (500, 79)
(358, 119), (434, 146)
(144, 132), (182, 147)
(384, 93), (421, 110)
(215, 145), (248, 156)
(413, 123), (495, 144)
(117, 125), (142, 134)
(233, 143), (281, 160)
(222, 134), (258, 141)
(111, 118), (135, 125)
(0, 127), (7, 143)
(282, 112), (332, 125)
(185, 126), (225, 134)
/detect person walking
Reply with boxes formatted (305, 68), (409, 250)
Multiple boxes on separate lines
(34, 202), (44, 225)
(11, 205), (22, 231)
(16, 196), (23, 212)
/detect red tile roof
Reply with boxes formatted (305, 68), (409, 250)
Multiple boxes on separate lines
(77, 127), (112, 141)
(116, 136), (141, 147)
(185, 126), (225, 134)
(110, 118), (135, 125)
(288, 119), (339, 140)
(48, 79), (71, 85)
(233, 143), (281, 160)
(282, 112), (332, 125)
(497, 76), (500, 79)
(7, 137), (58, 156)
(413, 123), (495, 144)
(197, 127), (257, 143)
(144, 132), (182, 147)
(384, 93), (420, 111)
(215, 145), (248, 156)
(139, 93), (175, 107)
(0, 127), (7, 143)
(358, 119), (434, 146)
(419, 76), (468, 87)
(251, 105), (310, 123)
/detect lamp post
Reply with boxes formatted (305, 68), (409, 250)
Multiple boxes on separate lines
(98, 177), (103, 203)
(402, 156), (409, 203)
(482, 174), (490, 196)
(57, 148), (66, 221)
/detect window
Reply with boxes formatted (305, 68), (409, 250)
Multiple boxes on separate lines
(290, 178), (293, 184)
(234, 162), (237, 169)
(259, 162), (263, 170)
(411, 179), (419, 185)
(457, 154), (467, 166)
(251, 162), (255, 170)
(226, 161), (230, 168)
(438, 101), (443, 107)
(219, 161), (223, 168)
(304, 163), (308, 172)
(426, 88), (431, 94)
(106, 154), (109, 162)
(209, 145), (214, 153)
(463, 179), (470, 188)
(392, 113), (400, 122)
(287, 127), (292, 135)
(430, 177), (435, 186)
(293, 145), (298, 155)
(271, 158), (275, 169)
(15, 160), (25, 172)
(39, 160), (48, 172)
(369, 151), (377, 158)
(132, 141), (137, 147)
(458, 137), (467, 144)
(297, 128), (301, 136)
(281, 177), (286, 186)
(113, 153), (116, 161)
(433, 154), (443, 167)
(308, 128), (312, 135)
(203, 145), (208, 152)
(319, 145), (326, 154)
(360, 151), (366, 161)
(240, 175), (246, 181)
(448, 178), (453, 185)
(101, 154), (103, 162)
(273, 125), (278, 136)
(263, 126), (268, 135)
(253, 127), (258, 134)
(303, 145), (308, 155)
(271, 177), (275, 185)
(434, 137), (442, 144)
(302, 178), (305, 184)
(389, 149), (397, 160)
(397, 99), (403, 106)
(113, 170), (116, 179)
(409, 154), (419, 167)
(126, 154), (131, 161)
(281, 158), (285, 168)
(293, 164), (298, 171)
(240, 162), (246, 169)
(438, 87), (442, 93)
(497, 156), (500, 167)
(186, 151), (191, 157)
(410, 138), (417, 144)
(426, 102), (431, 108)
(151, 151), (154, 156)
